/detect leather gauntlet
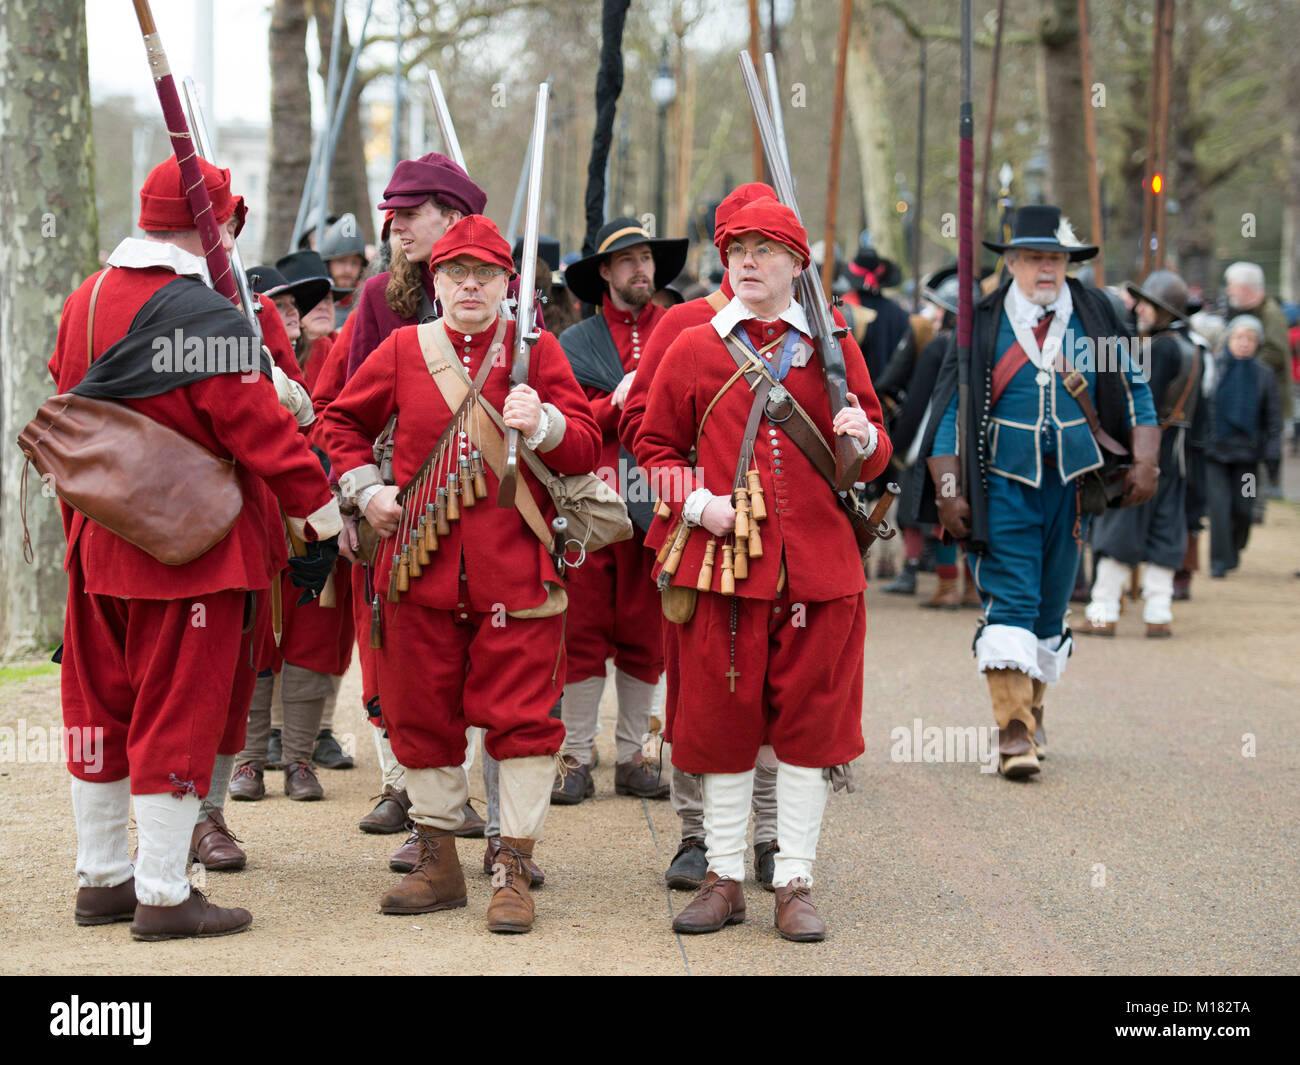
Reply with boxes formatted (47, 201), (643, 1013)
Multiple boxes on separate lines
(926, 454), (971, 540)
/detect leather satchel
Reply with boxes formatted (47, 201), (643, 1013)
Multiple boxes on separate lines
(16, 269), (243, 566)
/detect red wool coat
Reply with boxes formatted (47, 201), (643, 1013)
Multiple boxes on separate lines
(635, 311), (892, 604)
(47, 266), (335, 599)
(323, 317), (600, 612)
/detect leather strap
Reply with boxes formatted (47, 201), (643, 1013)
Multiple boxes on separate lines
(1056, 345), (1128, 457)
(695, 332), (783, 460)
(86, 268), (111, 369)
(418, 320), (554, 552)
(723, 335), (838, 488)
(1160, 347), (1201, 432)
(988, 314), (1052, 408)
(734, 374), (774, 489)
(706, 288), (729, 312)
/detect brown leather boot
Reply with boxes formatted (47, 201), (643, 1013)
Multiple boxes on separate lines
(75, 878), (137, 926)
(486, 836), (536, 933)
(379, 827), (468, 915)
(920, 577), (960, 609)
(283, 761), (324, 801)
(482, 835), (546, 888)
(130, 889), (252, 941)
(190, 808), (247, 871)
(1030, 679), (1047, 760)
(1078, 619), (1116, 636)
(1146, 622), (1172, 638)
(228, 762), (265, 801)
(390, 828), (420, 873)
(997, 719), (1040, 779)
(960, 563), (982, 608)
(774, 878), (826, 942)
(672, 871), (746, 934)
(359, 785), (410, 833)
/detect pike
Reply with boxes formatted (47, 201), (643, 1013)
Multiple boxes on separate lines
(497, 82), (550, 508)
(737, 51), (865, 493)
(957, 0), (974, 497)
(427, 70), (467, 171)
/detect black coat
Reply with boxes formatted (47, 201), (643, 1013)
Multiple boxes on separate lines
(1203, 355), (1282, 467)
(915, 278), (1138, 556)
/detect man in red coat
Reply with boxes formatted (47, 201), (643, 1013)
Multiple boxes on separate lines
(636, 201), (891, 942)
(324, 216), (600, 933)
(619, 183), (785, 890)
(50, 157), (340, 940)
(550, 218), (687, 804)
(339, 155), (488, 841)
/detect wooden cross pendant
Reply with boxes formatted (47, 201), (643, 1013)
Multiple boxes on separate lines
(725, 666), (740, 693)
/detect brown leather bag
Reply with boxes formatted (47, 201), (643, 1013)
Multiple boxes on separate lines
(16, 269), (243, 566)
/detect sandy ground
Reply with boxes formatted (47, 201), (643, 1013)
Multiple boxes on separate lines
(1, 488), (1297, 975)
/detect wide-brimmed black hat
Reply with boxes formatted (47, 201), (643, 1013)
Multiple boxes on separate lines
(512, 234), (562, 273)
(850, 244), (902, 290)
(983, 204), (1097, 262)
(1125, 268), (1190, 323)
(275, 250), (337, 310)
(564, 218), (689, 306)
(248, 263), (328, 317)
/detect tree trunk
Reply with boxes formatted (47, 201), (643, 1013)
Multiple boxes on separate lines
(314, 0), (375, 246)
(0, 2), (99, 657)
(1282, 3), (1300, 301)
(263, 0), (311, 259)
(1169, 7), (1214, 295)
(1039, 0), (1090, 225)
(845, 7), (902, 262)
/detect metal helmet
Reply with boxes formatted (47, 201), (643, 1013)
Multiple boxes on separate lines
(922, 265), (981, 317)
(318, 213), (367, 263)
(1125, 269), (1189, 322)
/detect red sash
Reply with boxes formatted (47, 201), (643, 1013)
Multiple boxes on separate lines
(989, 313), (1054, 408)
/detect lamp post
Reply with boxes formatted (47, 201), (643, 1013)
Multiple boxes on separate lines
(650, 41), (677, 237)
(1024, 149), (1047, 206)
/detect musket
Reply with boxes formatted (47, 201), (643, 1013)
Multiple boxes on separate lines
(738, 52), (865, 493)
(131, 0), (238, 303)
(179, 78), (337, 618)
(497, 82), (550, 508)
(427, 70), (467, 170)
(762, 53), (790, 178)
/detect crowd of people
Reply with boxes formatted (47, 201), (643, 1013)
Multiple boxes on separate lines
(45, 138), (1292, 948)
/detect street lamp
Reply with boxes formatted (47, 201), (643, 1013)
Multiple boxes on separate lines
(650, 41), (677, 238)
(1024, 149), (1048, 206)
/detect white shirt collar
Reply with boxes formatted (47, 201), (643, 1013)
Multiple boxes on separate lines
(105, 237), (213, 288)
(711, 293), (811, 339)
(1005, 277), (1072, 329)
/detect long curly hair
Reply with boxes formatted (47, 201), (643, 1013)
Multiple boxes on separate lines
(385, 199), (457, 319)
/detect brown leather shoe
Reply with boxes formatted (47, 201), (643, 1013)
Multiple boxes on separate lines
(485, 836), (536, 933)
(774, 878), (826, 942)
(482, 836), (546, 888)
(1030, 706), (1047, 760)
(1078, 619), (1116, 637)
(283, 761), (324, 801)
(920, 577), (960, 609)
(190, 808), (246, 871)
(380, 827), (468, 915)
(228, 762), (265, 801)
(454, 801), (486, 838)
(614, 753), (670, 799)
(672, 871), (746, 934)
(998, 719), (1041, 779)
(75, 878), (136, 926)
(130, 888), (252, 941)
(390, 828), (420, 873)
(550, 754), (594, 805)
(1146, 622), (1172, 638)
(359, 786), (410, 833)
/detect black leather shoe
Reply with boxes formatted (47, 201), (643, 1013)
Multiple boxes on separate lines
(665, 837), (708, 890)
(312, 729), (354, 769)
(754, 840), (779, 891)
(882, 560), (918, 595)
(550, 755), (594, 805)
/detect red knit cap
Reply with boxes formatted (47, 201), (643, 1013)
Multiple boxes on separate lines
(429, 215), (515, 274)
(719, 200), (811, 268)
(713, 182), (777, 261)
(138, 156), (246, 236)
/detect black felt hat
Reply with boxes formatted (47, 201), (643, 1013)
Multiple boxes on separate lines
(274, 250), (335, 312)
(248, 263), (328, 317)
(564, 218), (689, 306)
(982, 204), (1098, 262)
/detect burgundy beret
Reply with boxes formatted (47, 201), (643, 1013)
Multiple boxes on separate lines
(378, 152), (487, 216)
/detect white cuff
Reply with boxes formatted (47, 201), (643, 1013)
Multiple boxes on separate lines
(288, 498), (343, 541)
(860, 420), (879, 459)
(338, 464), (383, 507)
(535, 403), (566, 453)
(682, 488), (716, 526)
(1036, 634), (1072, 685)
(358, 484), (384, 516)
(976, 624), (1042, 680)
(271, 364), (313, 424)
